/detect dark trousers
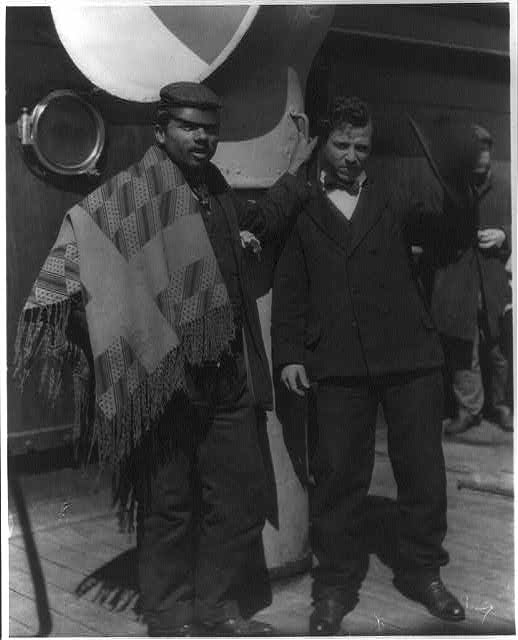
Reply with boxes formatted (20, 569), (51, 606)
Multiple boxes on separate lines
(310, 368), (449, 604)
(442, 328), (510, 419)
(136, 351), (270, 632)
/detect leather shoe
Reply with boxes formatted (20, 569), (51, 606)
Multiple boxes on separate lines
(495, 405), (514, 432)
(394, 575), (465, 622)
(148, 622), (201, 636)
(203, 615), (276, 636)
(309, 599), (348, 635)
(444, 412), (481, 436)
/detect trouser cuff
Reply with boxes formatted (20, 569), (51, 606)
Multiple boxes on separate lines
(394, 567), (441, 583)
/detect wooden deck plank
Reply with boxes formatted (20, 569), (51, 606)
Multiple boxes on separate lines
(10, 532), (125, 576)
(447, 494), (513, 528)
(9, 535), (132, 584)
(269, 578), (405, 634)
(360, 558), (514, 634)
(360, 452), (515, 633)
(8, 431), (513, 637)
(9, 566), (145, 636)
(10, 541), (92, 582)
(266, 568), (452, 635)
(447, 522), (513, 557)
(444, 539), (514, 585)
(9, 616), (33, 637)
(27, 525), (132, 561)
(9, 543), (141, 620)
(9, 588), (97, 636)
(260, 575), (405, 635)
(264, 566), (513, 636)
(9, 589), (38, 635)
(359, 578), (467, 634)
(68, 518), (137, 553)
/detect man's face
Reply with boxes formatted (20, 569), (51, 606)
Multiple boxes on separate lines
(155, 107), (220, 173)
(471, 149), (491, 186)
(321, 121), (372, 183)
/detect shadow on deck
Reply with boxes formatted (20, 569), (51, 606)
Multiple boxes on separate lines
(8, 419), (514, 636)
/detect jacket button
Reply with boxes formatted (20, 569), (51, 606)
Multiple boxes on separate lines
(352, 320), (358, 329)
(351, 287), (359, 295)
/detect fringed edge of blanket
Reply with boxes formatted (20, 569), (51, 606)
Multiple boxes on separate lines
(96, 304), (235, 533)
(13, 299), (84, 404)
(13, 300), (236, 533)
(93, 302), (236, 466)
(181, 302), (236, 366)
(92, 303), (236, 532)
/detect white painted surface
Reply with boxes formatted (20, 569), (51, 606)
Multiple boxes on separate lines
(256, 292), (310, 570)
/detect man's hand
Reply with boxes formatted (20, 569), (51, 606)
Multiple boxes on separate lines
(287, 112), (318, 176)
(478, 228), (506, 250)
(240, 230), (262, 256)
(281, 363), (311, 396)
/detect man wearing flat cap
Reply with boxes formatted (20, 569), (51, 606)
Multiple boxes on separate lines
(14, 81), (316, 636)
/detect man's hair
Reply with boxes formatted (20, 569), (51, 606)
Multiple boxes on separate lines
(318, 96), (372, 141)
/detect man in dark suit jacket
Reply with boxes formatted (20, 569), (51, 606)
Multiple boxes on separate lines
(271, 96), (465, 635)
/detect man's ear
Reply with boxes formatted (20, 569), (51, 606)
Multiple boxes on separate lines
(154, 124), (165, 145)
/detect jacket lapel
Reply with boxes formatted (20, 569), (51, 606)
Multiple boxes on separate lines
(347, 180), (387, 256)
(306, 181), (388, 258)
(213, 191), (265, 354)
(305, 188), (353, 255)
(213, 191), (243, 270)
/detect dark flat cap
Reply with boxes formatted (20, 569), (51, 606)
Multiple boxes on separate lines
(159, 82), (222, 110)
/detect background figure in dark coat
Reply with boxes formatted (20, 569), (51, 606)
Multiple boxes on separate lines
(271, 96), (465, 635)
(429, 125), (513, 435)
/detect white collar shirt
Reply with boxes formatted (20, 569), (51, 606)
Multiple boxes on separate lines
(320, 170), (367, 221)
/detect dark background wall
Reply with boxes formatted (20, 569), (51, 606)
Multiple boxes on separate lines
(307, 4), (510, 155)
(6, 4), (511, 450)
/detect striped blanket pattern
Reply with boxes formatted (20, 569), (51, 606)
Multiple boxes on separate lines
(14, 145), (235, 465)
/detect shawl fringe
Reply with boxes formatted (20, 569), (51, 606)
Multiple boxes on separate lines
(13, 300), (86, 405)
(12, 147), (238, 534)
(13, 300), (235, 470)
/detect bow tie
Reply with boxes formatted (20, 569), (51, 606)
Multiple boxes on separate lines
(321, 174), (361, 196)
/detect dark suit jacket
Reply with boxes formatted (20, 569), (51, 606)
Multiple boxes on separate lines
(271, 175), (446, 379)
(429, 171), (511, 342)
(208, 165), (309, 409)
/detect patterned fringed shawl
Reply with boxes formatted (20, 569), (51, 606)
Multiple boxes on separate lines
(13, 145), (235, 469)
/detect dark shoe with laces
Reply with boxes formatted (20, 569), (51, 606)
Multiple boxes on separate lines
(444, 412), (481, 436)
(203, 615), (276, 636)
(148, 622), (202, 637)
(394, 575), (465, 622)
(309, 599), (348, 635)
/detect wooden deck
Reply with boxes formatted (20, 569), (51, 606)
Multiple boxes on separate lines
(8, 420), (514, 636)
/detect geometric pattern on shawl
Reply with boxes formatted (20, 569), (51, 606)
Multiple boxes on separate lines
(13, 144), (235, 466)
